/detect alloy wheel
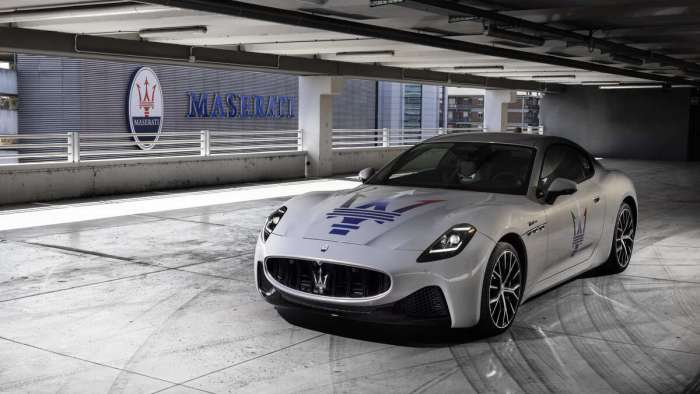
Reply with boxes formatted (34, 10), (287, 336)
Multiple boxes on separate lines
(615, 206), (635, 268)
(488, 249), (522, 329)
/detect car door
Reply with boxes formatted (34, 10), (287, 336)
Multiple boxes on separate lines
(539, 144), (604, 278)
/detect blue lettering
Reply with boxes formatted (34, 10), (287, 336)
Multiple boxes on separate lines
(254, 95), (266, 118)
(266, 95), (278, 118)
(226, 93), (238, 118)
(210, 94), (225, 118)
(187, 92), (208, 118)
(240, 95), (250, 117)
(278, 96), (287, 118)
(287, 96), (297, 119)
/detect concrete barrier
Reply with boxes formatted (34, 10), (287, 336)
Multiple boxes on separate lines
(0, 147), (408, 205)
(0, 152), (306, 205)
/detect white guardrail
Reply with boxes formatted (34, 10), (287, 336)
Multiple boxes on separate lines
(0, 130), (302, 164)
(0, 126), (544, 165)
(332, 127), (485, 149)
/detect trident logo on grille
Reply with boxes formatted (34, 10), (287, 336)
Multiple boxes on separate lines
(312, 262), (328, 294)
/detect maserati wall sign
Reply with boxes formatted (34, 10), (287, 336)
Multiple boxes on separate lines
(128, 67), (164, 150)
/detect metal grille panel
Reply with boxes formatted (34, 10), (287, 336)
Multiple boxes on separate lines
(265, 257), (391, 298)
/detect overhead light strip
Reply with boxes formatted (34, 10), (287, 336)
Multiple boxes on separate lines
(454, 65), (504, 70)
(335, 50), (395, 57)
(581, 81), (620, 86)
(532, 74), (576, 79)
(139, 25), (208, 38)
(485, 25), (545, 47)
(599, 84), (664, 90)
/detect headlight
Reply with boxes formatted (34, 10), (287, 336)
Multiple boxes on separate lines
(417, 224), (476, 262)
(262, 206), (287, 241)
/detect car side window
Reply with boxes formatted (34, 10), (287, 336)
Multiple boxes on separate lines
(539, 145), (593, 192)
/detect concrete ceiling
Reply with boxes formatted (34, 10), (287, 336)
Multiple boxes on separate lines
(1, 0), (699, 87)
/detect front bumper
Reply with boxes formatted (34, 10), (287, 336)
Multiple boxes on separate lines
(254, 232), (495, 328)
(260, 270), (451, 327)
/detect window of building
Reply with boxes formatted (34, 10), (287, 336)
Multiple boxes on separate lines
(0, 96), (17, 111)
(403, 84), (422, 129)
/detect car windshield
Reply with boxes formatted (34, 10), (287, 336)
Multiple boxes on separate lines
(368, 142), (535, 195)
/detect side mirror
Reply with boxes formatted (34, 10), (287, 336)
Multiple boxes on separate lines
(358, 167), (375, 183)
(544, 177), (577, 204)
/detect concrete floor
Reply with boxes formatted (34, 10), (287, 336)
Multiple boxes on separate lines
(0, 159), (699, 393)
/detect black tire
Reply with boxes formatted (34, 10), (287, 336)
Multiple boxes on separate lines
(475, 242), (523, 336)
(603, 202), (636, 274)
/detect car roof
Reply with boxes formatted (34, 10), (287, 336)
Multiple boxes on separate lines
(425, 132), (575, 150)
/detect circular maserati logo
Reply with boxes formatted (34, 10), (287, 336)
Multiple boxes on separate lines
(128, 67), (164, 150)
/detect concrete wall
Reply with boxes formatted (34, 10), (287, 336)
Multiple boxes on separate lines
(0, 146), (406, 204)
(332, 147), (405, 175)
(332, 79), (377, 129)
(541, 86), (691, 160)
(0, 152), (305, 205)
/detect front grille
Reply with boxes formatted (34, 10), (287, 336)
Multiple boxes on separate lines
(265, 257), (391, 298)
(394, 286), (449, 318)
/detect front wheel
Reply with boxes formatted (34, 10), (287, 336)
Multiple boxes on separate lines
(475, 242), (523, 336)
(603, 202), (635, 273)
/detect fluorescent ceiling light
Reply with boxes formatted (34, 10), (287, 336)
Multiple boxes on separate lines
(335, 50), (395, 57)
(0, 4), (168, 23)
(599, 84), (664, 89)
(532, 74), (576, 79)
(369, 0), (405, 6)
(485, 25), (545, 47)
(454, 65), (504, 70)
(139, 26), (208, 39)
(581, 81), (620, 86)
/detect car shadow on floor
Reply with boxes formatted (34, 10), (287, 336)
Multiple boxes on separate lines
(276, 265), (622, 348)
(277, 308), (487, 347)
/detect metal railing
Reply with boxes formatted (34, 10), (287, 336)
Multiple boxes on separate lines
(506, 125), (545, 134)
(0, 130), (303, 165)
(332, 127), (484, 149)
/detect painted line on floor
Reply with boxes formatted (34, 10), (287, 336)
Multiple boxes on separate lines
(0, 179), (358, 231)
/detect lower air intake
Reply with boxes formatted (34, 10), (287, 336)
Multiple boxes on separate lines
(394, 286), (449, 318)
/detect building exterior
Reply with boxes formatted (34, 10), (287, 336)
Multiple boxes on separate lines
(376, 81), (441, 130)
(446, 87), (541, 130)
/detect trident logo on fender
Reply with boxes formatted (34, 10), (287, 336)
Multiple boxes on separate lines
(571, 208), (588, 256)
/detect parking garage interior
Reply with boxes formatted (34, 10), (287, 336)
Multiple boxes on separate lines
(0, 1), (699, 393)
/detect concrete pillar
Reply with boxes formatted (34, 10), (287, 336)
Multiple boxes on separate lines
(484, 89), (516, 132)
(299, 76), (343, 177)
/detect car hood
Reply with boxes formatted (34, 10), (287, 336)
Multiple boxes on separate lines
(280, 184), (520, 249)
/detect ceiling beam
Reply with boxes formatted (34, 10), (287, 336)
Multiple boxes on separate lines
(386, 0), (700, 74)
(138, 0), (697, 85)
(0, 26), (559, 91)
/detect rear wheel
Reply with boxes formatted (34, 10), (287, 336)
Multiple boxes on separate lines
(476, 242), (523, 336)
(603, 202), (635, 273)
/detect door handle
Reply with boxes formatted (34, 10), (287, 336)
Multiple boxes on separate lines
(593, 196), (601, 203)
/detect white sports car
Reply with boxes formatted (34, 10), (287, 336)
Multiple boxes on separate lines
(254, 133), (637, 335)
